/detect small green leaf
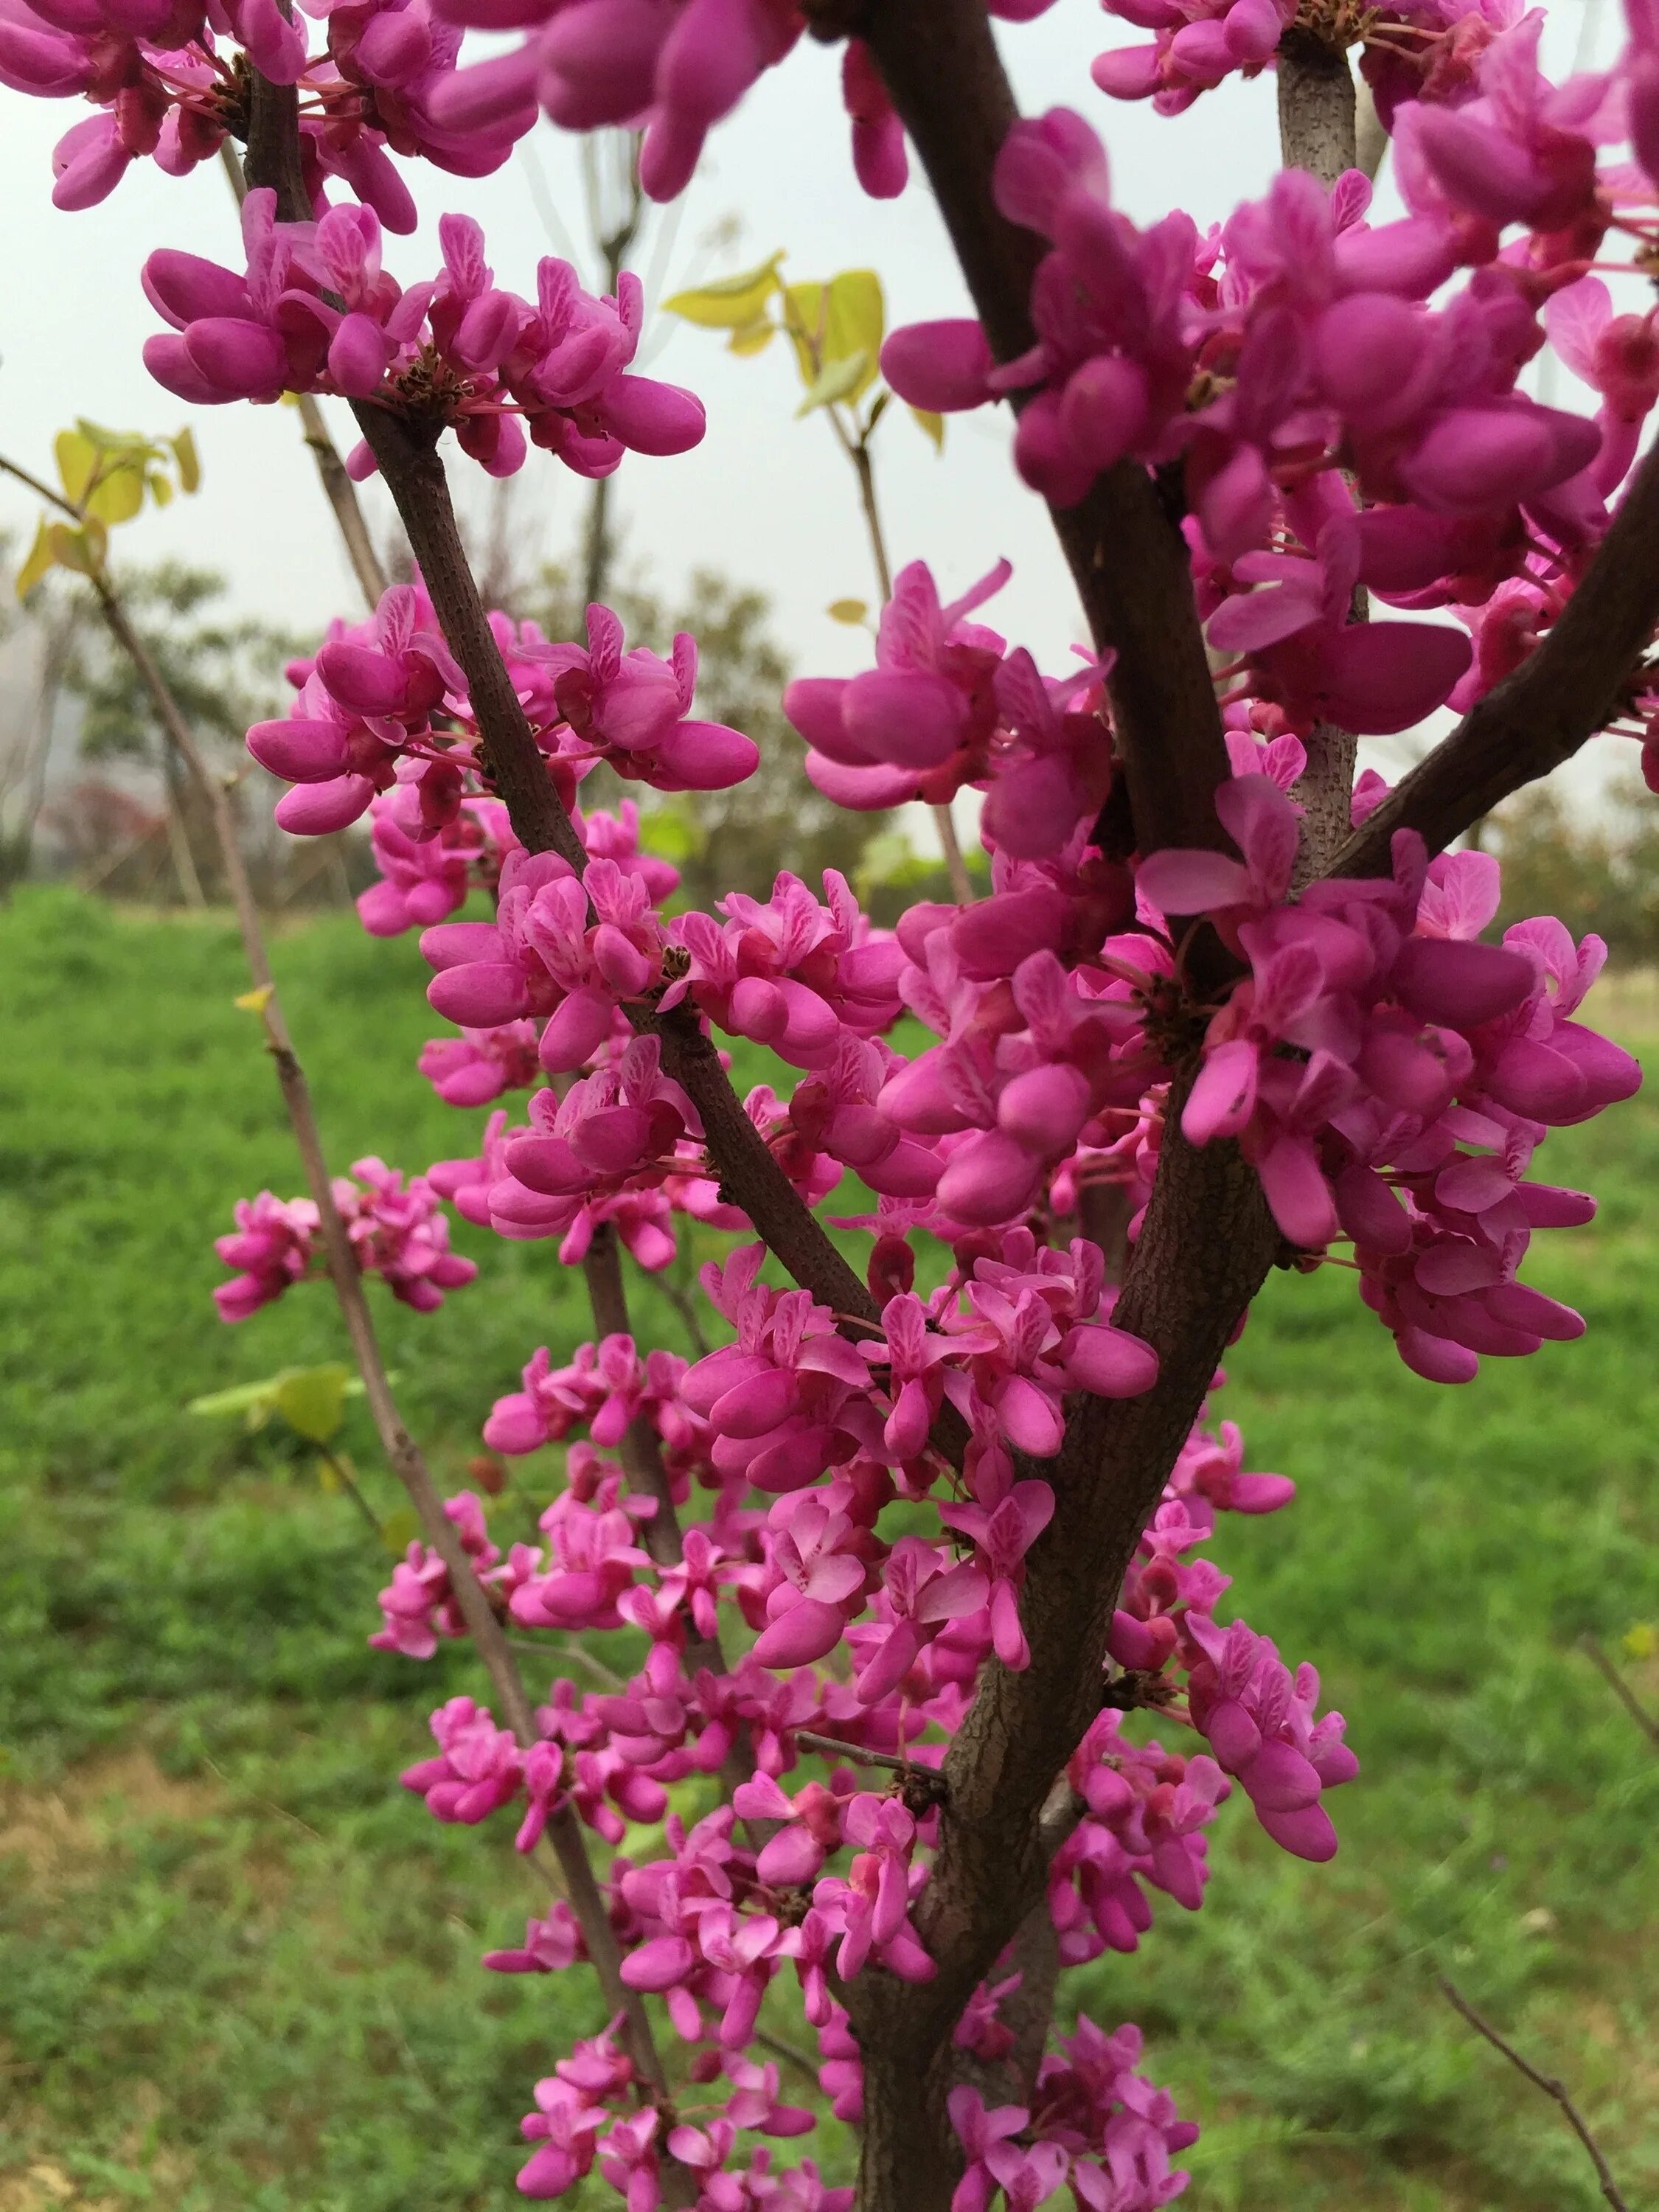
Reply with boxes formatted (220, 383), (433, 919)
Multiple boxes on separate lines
(663, 254), (785, 330)
(909, 406), (945, 451)
(795, 350), (871, 418)
(380, 1506), (421, 1557)
(147, 470), (174, 509)
(827, 598), (869, 625)
(272, 1363), (352, 1444)
(825, 270), (883, 384)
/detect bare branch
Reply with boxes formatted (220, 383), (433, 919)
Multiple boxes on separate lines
(796, 1729), (940, 1781)
(1439, 1979), (1632, 2212)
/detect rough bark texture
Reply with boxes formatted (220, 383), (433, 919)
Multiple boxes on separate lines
(1276, 29), (1356, 187)
(1277, 33), (1360, 886)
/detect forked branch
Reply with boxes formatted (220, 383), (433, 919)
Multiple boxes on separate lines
(1439, 1979), (1632, 2212)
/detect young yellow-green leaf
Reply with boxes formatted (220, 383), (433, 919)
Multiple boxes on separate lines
(784, 273), (883, 403)
(380, 1505), (422, 1557)
(15, 518), (56, 602)
(234, 984), (275, 1013)
(1624, 1621), (1658, 1660)
(663, 253), (785, 330)
(826, 270), (883, 383)
(909, 406), (946, 451)
(272, 1363), (352, 1444)
(84, 461), (147, 526)
(187, 1377), (282, 1420)
(827, 598), (869, 625)
(171, 427), (201, 493)
(55, 428), (98, 506)
(316, 1452), (342, 1494)
(795, 349), (871, 418)
(782, 280), (824, 383)
(147, 470), (174, 509)
(46, 518), (107, 577)
(727, 314), (776, 357)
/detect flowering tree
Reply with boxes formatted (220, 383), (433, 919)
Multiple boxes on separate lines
(4, 0), (1658, 2204)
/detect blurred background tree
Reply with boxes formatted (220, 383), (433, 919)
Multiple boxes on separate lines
(1492, 774), (1659, 963)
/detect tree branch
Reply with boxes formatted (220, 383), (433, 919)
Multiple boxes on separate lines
(1276, 32), (1361, 886)
(1439, 1980), (1632, 2212)
(841, 0), (1234, 861)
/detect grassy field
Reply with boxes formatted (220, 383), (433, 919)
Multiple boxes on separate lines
(0, 884), (1655, 2212)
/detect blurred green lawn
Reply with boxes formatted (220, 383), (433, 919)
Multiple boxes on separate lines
(0, 885), (1654, 2212)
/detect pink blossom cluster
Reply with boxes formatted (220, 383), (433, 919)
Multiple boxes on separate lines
(0, 0), (530, 218)
(0, 0), (1071, 223)
(423, 0), (1057, 210)
(246, 580), (752, 844)
(949, 2017), (1199, 2212)
(369, 1332), (1294, 2205)
(212, 1154), (476, 1319)
(880, 77), (1659, 737)
(1139, 788), (1638, 1378)
(142, 194), (703, 480)
(783, 557), (1121, 852)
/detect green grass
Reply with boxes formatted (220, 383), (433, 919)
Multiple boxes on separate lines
(0, 885), (1655, 2211)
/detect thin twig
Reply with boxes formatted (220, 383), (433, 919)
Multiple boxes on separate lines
(755, 2028), (821, 2084)
(796, 1728), (924, 1774)
(1439, 1979), (1631, 2212)
(1580, 1635), (1659, 1748)
(219, 142), (389, 611)
(318, 1442), (383, 1537)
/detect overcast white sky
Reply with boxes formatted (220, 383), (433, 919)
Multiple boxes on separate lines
(0, 0), (1632, 822)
